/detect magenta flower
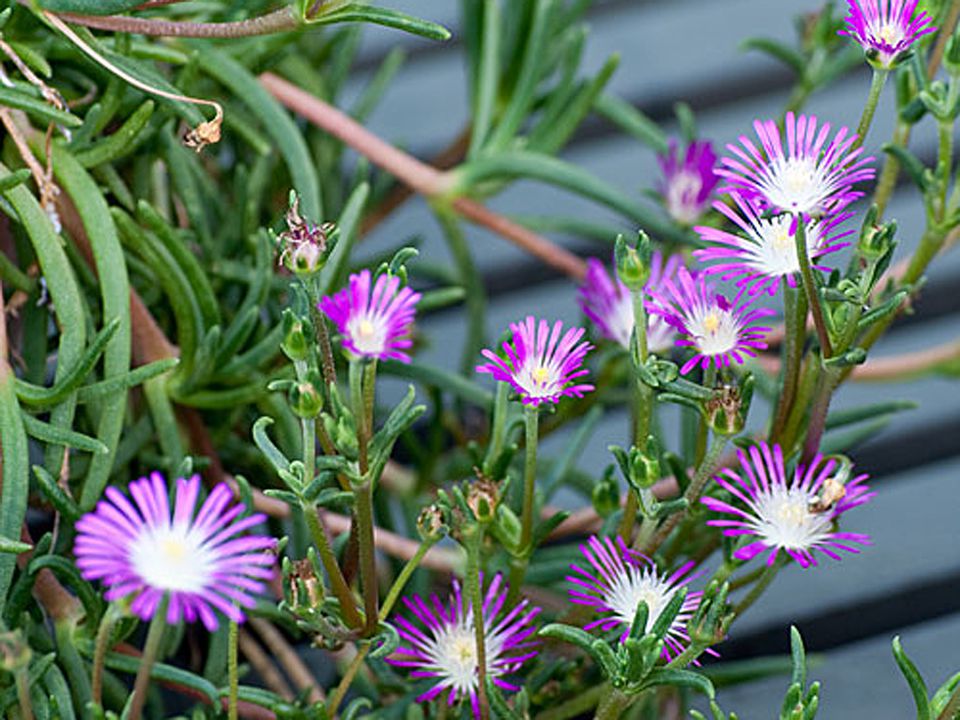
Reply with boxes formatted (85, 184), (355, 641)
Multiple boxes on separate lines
(578, 252), (683, 352)
(658, 140), (720, 225)
(567, 536), (702, 660)
(719, 112), (875, 218)
(477, 316), (593, 406)
(75, 473), (275, 631)
(388, 574), (540, 717)
(840, 0), (936, 68)
(702, 442), (874, 568)
(647, 267), (773, 375)
(319, 269), (421, 363)
(694, 194), (854, 296)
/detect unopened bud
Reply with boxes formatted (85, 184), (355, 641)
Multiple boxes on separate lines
(281, 310), (310, 361)
(289, 374), (324, 418)
(615, 232), (652, 291)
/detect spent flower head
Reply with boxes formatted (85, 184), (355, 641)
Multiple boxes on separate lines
(477, 316), (593, 406)
(276, 194), (336, 275)
(578, 251), (683, 352)
(567, 535), (702, 660)
(388, 574), (540, 717)
(840, 0), (936, 68)
(658, 140), (720, 225)
(702, 442), (874, 568)
(648, 267), (773, 375)
(694, 194), (854, 295)
(319, 269), (421, 363)
(74, 473), (275, 630)
(719, 112), (875, 218)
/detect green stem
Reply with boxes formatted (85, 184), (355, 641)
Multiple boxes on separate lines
(465, 527), (491, 720)
(355, 479), (379, 636)
(328, 645), (372, 718)
(380, 538), (439, 619)
(733, 559), (784, 617)
(855, 69), (889, 148)
(770, 284), (807, 443)
(436, 207), (486, 374)
(15, 667), (32, 720)
(794, 217), (833, 358)
(301, 500), (363, 628)
(872, 121), (909, 218)
(127, 595), (168, 720)
(936, 680), (960, 720)
(695, 365), (717, 465)
(509, 405), (539, 598)
(801, 366), (841, 463)
(91, 603), (121, 705)
(620, 288), (652, 542)
(594, 689), (631, 720)
(643, 435), (727, 556)
(937, 119), (954, 221)
(349, 359), (369, 475)
(228, 617), (239, 720)
(483, 382), (510, 474)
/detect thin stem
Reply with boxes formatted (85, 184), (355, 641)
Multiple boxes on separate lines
(91, 603), (121, 705)
(873, 121), (909, 218)
(51, 6), (299, 37)
(483, 382), (510, 474)
(465, 528), (491, 720)
(801, 366), (841, 463)
(509, 405), (539, 598)
(695, 365), (717, 465)
(794, 217), (833, 357)
(643, 435), (727, 556)
(15, 667), (33, 720)
(315, 312), (338, 389)
(349, 359), (369, 475)
(855, 69), (889, 148)
(355, 479), (379, 636)
(380, 537), (439, 619)
(128, 596), (168, 720)
(937, 119), (954, 220)
(328, 645), (372, 718)
(302, 500), (363, 628)
(770, 284), (807, 443)
(594, 689), (631, 720)
(620, 288), (651, 542)
(228, 618), (239, 720)
(733, 559), (784, 617)
(929, 0), (960, 77)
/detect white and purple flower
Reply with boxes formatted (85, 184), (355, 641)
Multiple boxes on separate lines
(840, 0), (936, 68)
(567, 535), (702, 660)
(74, 473), (275, 631)
(719, 112), (875, 218)
(694, 194), (854, 295)
(477, 316), (594, 406)
(578, 251), (683, 352)
(702, 442), (874, 568)
(319, 269), (421, 363)
(388, 575), (540, 717)
(648, 267), (773, 375)
(658, 140), (720, 225)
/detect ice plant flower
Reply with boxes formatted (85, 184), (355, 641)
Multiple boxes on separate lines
(840, 0), (936, 68)
(567, 536), (702, 659)
(74, 473), (275, 631)
(658, 140), (720, 225)
(702, 442), (874, 568)
(577, 252), (683, 352)
(319, 268), (421, 363)
(694, 194), (854, 295)
(388, 574), (540, 717)
(477, 316), (593, 406)
(648, 267), (773, 374)
(719, 112), (875, 218)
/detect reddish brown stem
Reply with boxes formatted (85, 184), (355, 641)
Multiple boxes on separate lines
(47, 7), (299, 38)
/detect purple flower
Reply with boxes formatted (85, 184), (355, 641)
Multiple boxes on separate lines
(702, 442), (874, 568)
(75, 473), (275, 631)
(319, 269), (421, 363)
(567, 536), (702, 660)
(840, 0), (936, 68)
(658, 140), (720, 225)
(577, 252), (683, 352)
(647, 267), (773, 375)
(388, 574), (540, 717)
(477, 316), (593, 406)
(719, 112), (875, 218)
(694, 194), (854, 296)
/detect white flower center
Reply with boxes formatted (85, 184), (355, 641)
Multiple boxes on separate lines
(516, 362), (563, 399)
(744, 215), (825, 277)
(666, 171), (704, 224)
(750, 486), (833, 551)
(422, 618), (507, 694)
(688, 308), (739, 356)
(131, 524), (214, 593)
(347, 315), (387, 355)
(873, 21), (904, 47)
(605, 566), (676, 632)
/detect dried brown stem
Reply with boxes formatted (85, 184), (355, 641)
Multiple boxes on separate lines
(53, 7), (299, 39)
(249, 618), (324, 702)
(237, 630), (295, 700)
(259, 72), (588, 280)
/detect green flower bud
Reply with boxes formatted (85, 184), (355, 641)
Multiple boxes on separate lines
(615, 231), (653, 291)
(416, 504), (448, 541)
(289, 373), (324, 419)
(281, 309), (310, 362)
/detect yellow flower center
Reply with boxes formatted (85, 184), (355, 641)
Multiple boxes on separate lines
(160, 537), (189, 561)
(532, 366), (551, 385)
(776, 501), (809, 528)
(358, 319), (376, 337)
(451, 635), (477, 664)
(702, 312), (721, 334)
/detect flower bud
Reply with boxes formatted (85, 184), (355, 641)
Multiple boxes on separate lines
(281, 309), (310, 362)
(615, 232), (652, 291)
(289, 373), (324, 419)
(417, 504), (448, 541)
(276, 193), (337, 276)
(592, 469), (621, 518)
(466, 476), (500, 524)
